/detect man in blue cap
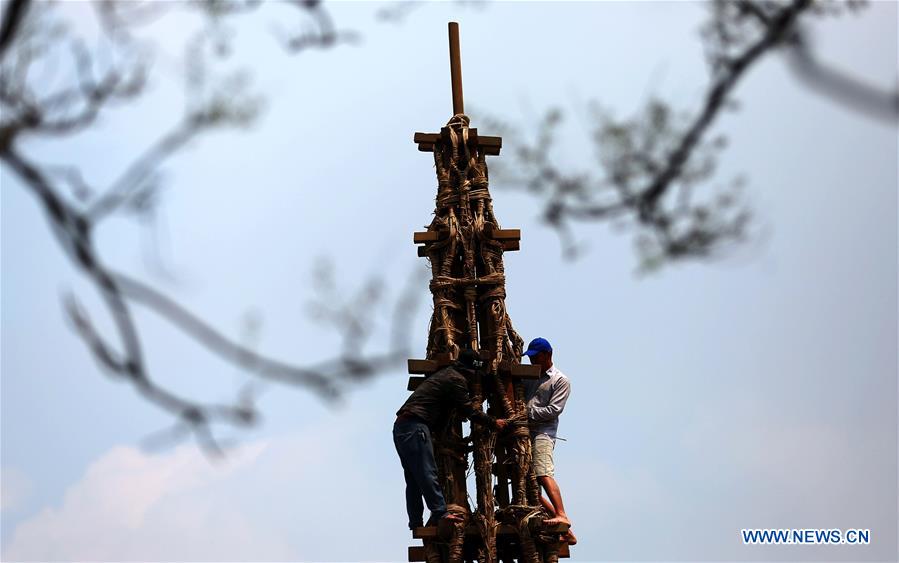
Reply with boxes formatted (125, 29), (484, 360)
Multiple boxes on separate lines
(523, 337), (576, 544)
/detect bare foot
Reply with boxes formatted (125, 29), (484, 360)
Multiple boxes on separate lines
(563, 529), (578, 545)
(543, 515), (571, 527)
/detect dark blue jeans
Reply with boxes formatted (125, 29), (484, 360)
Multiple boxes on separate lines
(393, 418), (447, 529)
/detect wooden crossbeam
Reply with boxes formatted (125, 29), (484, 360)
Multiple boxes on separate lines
(413, 130), (503, 156)
(408, 359), (444, 375)
(413, 131), (502, 148)
(413, 228), (519, 244)
(408, 359), (541, 377)
(408, 546), (424, 562)
(501, 362), (542, 378)
(407, 351), (489, 377)
(412, 522), (568, 539)
(417, 240), (518, 257)
(413, 231), (442, 243)
(485, 227), (520, 241)
(408, 362), (541, 390)
(407, 543), (569, 562)
(418, 142), (501, 156)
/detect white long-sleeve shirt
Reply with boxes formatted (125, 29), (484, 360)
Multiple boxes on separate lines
(523, 365), (570, 440)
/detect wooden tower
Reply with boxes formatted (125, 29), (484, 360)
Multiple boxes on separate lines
(404, 22), (573, 563)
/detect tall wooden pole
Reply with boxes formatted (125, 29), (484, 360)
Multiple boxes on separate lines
(405, 21), (572, 562)
(448, 22), (464, 114)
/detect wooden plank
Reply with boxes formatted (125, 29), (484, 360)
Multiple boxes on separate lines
(413, 131), (502, 148)
(410, 358), (537, 380)
(410, 527), (571, 560)
(413, 231), (442, 243)
(510, 363), (542, 378)
(408, 359), (438, 374)
(418, 143), (500, 156)
(412, 526), (438, 539)
(413, 132), (437, 144)
(408, 358), (453, 375)
(414, 129), (502, 156)
(492, 228), (520, 241)
(480, 135), (502, 148)
(419, 240), (517, 256)
(413, 524), (525, 539)
(496, 362), (541, 378)
(408, 376), (424, 391)
(408, 545), (425, 562)
(411, 361), (539, 379)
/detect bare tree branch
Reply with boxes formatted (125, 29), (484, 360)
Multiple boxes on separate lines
(3, 141), (423, 456)
(786, 25), (898, 123)
(0, 0), (30, 58)
(485, 0), (822, 271)
(0, 1), (421, 455)
(643, 0), (812, 207)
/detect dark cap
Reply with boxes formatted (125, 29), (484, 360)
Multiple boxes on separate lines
(523, 337), (552, 357)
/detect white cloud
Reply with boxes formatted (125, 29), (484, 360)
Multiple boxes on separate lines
(1, 411), (415, 562)
(1, 441), (299, 562)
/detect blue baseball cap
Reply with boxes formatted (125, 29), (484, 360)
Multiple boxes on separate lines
(523, 337), (552, 357)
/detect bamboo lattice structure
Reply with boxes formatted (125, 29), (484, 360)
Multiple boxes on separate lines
(404, 22), (573, 563)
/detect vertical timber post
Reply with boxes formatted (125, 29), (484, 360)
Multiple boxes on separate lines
(448, 22), (464, 115)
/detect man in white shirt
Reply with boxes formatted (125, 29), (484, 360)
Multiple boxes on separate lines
(523, 337), (576, 545)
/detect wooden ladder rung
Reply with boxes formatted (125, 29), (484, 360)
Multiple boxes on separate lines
(499, 362), (542, 378)
(417, 240), (518, 257)
(413, 229), (520, 245)
(414, 126), (502, 156)
(408, 541), (569, 561)
(408, 545), (426, 562)
(485, 226), (521, 242)
(413, 130), (502, 148)
(413, 231), (442, 243)
(407, 359), (446, 375)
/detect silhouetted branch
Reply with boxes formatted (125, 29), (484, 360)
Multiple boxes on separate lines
(0, 0), (30, 58)
(786, 27), (898, 123)
(280, 1), (360, 52)
(0, 1), (419, 455)
(3, 140), (423, 456)
(486, 0), (822, 270)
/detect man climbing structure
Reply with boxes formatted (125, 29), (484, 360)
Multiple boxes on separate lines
(523, 337), (577, 545)
(393, 349), (509, 530)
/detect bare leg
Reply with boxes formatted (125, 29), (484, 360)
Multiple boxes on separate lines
(539, 494), (554, 516)
(539, 493), (577, 544)
(537, 475), (570, 526)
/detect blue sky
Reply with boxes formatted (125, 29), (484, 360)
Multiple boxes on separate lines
(1, 2), (896, 561)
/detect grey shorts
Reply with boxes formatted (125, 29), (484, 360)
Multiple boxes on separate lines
(532, 434), (555, 477)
